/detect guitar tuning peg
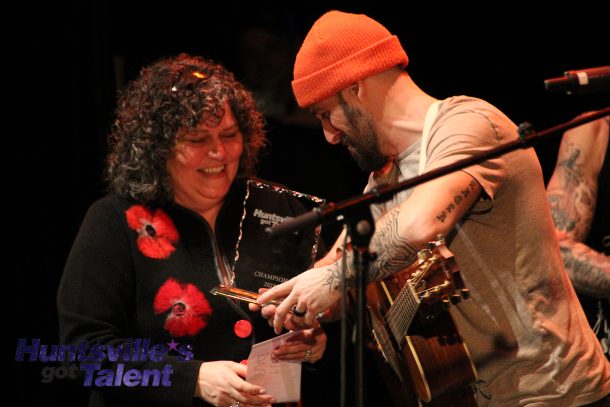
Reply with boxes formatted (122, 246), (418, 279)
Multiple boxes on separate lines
(450, 294), (461, 304)
(442, 298), (450, 310)
(461, 289), (470, 299)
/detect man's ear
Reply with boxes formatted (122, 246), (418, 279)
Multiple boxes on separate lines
(350, 80), (365, 102)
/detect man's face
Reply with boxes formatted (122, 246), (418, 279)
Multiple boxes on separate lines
(310, 93), (389, 172)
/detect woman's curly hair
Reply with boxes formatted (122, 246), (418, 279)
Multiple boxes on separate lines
(106, 53), (266, 205)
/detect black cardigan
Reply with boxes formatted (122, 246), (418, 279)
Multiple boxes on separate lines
(57, 178), (322, 406)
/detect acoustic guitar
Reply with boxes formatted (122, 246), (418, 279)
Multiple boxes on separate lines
(365, 238), (478, 406)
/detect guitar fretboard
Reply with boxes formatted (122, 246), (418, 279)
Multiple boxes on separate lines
(387, 281), (420, 346)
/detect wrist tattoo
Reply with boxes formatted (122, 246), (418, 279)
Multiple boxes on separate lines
(324, 260), (354, 292)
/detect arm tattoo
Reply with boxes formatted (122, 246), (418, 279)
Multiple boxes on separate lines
(323, 261), (353, 293)
(436, 179), (478, 223)
(548, 195), (576, 232)
(547, 142), (607, 296)
(325, 207), (418, 288)
(560, 243), (610, 298)
(548, 144), (596, 240)
(369, 206), (418, 281)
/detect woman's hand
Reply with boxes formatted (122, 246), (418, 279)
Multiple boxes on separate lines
(272, 327), (327, 363)
(194, 361), (276, 406)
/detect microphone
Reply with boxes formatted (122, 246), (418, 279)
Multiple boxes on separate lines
(544, 66), (610, 94)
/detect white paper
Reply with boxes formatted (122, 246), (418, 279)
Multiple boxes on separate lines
(246, 330), (302, 403)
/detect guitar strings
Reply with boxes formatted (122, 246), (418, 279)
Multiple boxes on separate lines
(386, 256), (447, 342)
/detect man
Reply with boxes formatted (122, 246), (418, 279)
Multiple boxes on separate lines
(256, 10), (610, 406)
(547, 115), (610, 357)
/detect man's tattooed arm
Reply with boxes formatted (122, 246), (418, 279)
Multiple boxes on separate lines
(369, 206), (419, 281)
(322, 172), (482, 291)
(547, 124), (610, 298)
(547, 143), (596, 241)
(436, 179), (478, 223)
(560, 243), (610, 298)
(323, 261), (345, 293)
(549, 188), (609, 297)
(321, 206), (419, 292)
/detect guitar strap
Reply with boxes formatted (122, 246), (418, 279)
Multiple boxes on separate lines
(418, 100), (442, 175)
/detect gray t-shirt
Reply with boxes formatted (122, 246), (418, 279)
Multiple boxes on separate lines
(365, 96), (610, 406)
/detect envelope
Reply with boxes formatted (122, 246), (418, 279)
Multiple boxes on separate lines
(246, 330), (302, 403)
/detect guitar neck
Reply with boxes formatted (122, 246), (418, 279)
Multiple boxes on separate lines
(386, 281), (420, 344)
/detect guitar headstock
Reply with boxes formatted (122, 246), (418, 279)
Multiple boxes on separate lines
(388, 236), (469, 324)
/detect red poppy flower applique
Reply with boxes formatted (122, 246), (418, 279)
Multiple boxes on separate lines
(154, 278), (213, 337)
(125, 205), (179, 259)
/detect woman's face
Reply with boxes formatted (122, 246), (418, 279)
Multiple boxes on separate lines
(167, 101), (244, 214)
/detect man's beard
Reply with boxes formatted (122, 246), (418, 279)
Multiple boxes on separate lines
(338, 96), (389, 173)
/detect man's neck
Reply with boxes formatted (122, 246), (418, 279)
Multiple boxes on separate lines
(372, 71), (438, 156)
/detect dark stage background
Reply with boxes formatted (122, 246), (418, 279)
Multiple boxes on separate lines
(17, 1), (608, 406)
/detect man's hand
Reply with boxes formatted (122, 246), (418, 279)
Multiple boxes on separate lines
(257, 265), (341, 334)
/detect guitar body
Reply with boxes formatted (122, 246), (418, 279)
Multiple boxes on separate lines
(365, 242), (478, 406)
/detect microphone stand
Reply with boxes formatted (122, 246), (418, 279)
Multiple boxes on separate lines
(268, 106), (609, 407)
(339, 204), (375, 407)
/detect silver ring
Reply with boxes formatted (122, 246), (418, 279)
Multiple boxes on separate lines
(303, 348), (312, 362)
(230, 402), (240, 407)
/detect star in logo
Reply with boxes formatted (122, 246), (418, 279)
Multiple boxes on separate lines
(167, 338), (179, 352)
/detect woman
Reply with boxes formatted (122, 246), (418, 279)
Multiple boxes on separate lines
(58, 54), (326, 407)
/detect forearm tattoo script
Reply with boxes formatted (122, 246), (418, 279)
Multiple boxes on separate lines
(436, 178), (478, 223)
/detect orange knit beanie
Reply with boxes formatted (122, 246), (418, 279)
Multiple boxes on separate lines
(292, 11), (408, 108)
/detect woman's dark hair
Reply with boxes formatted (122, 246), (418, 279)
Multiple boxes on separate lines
(106, 53), (266, 204)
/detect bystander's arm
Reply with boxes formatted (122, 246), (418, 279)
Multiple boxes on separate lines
(547, 116), (610, 298)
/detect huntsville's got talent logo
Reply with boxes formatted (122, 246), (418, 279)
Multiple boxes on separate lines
(15, 338), (192, 387)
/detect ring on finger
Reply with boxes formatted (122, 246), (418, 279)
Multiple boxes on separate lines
(291, 305), (306, 317)
(303, 348), (313, 362)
